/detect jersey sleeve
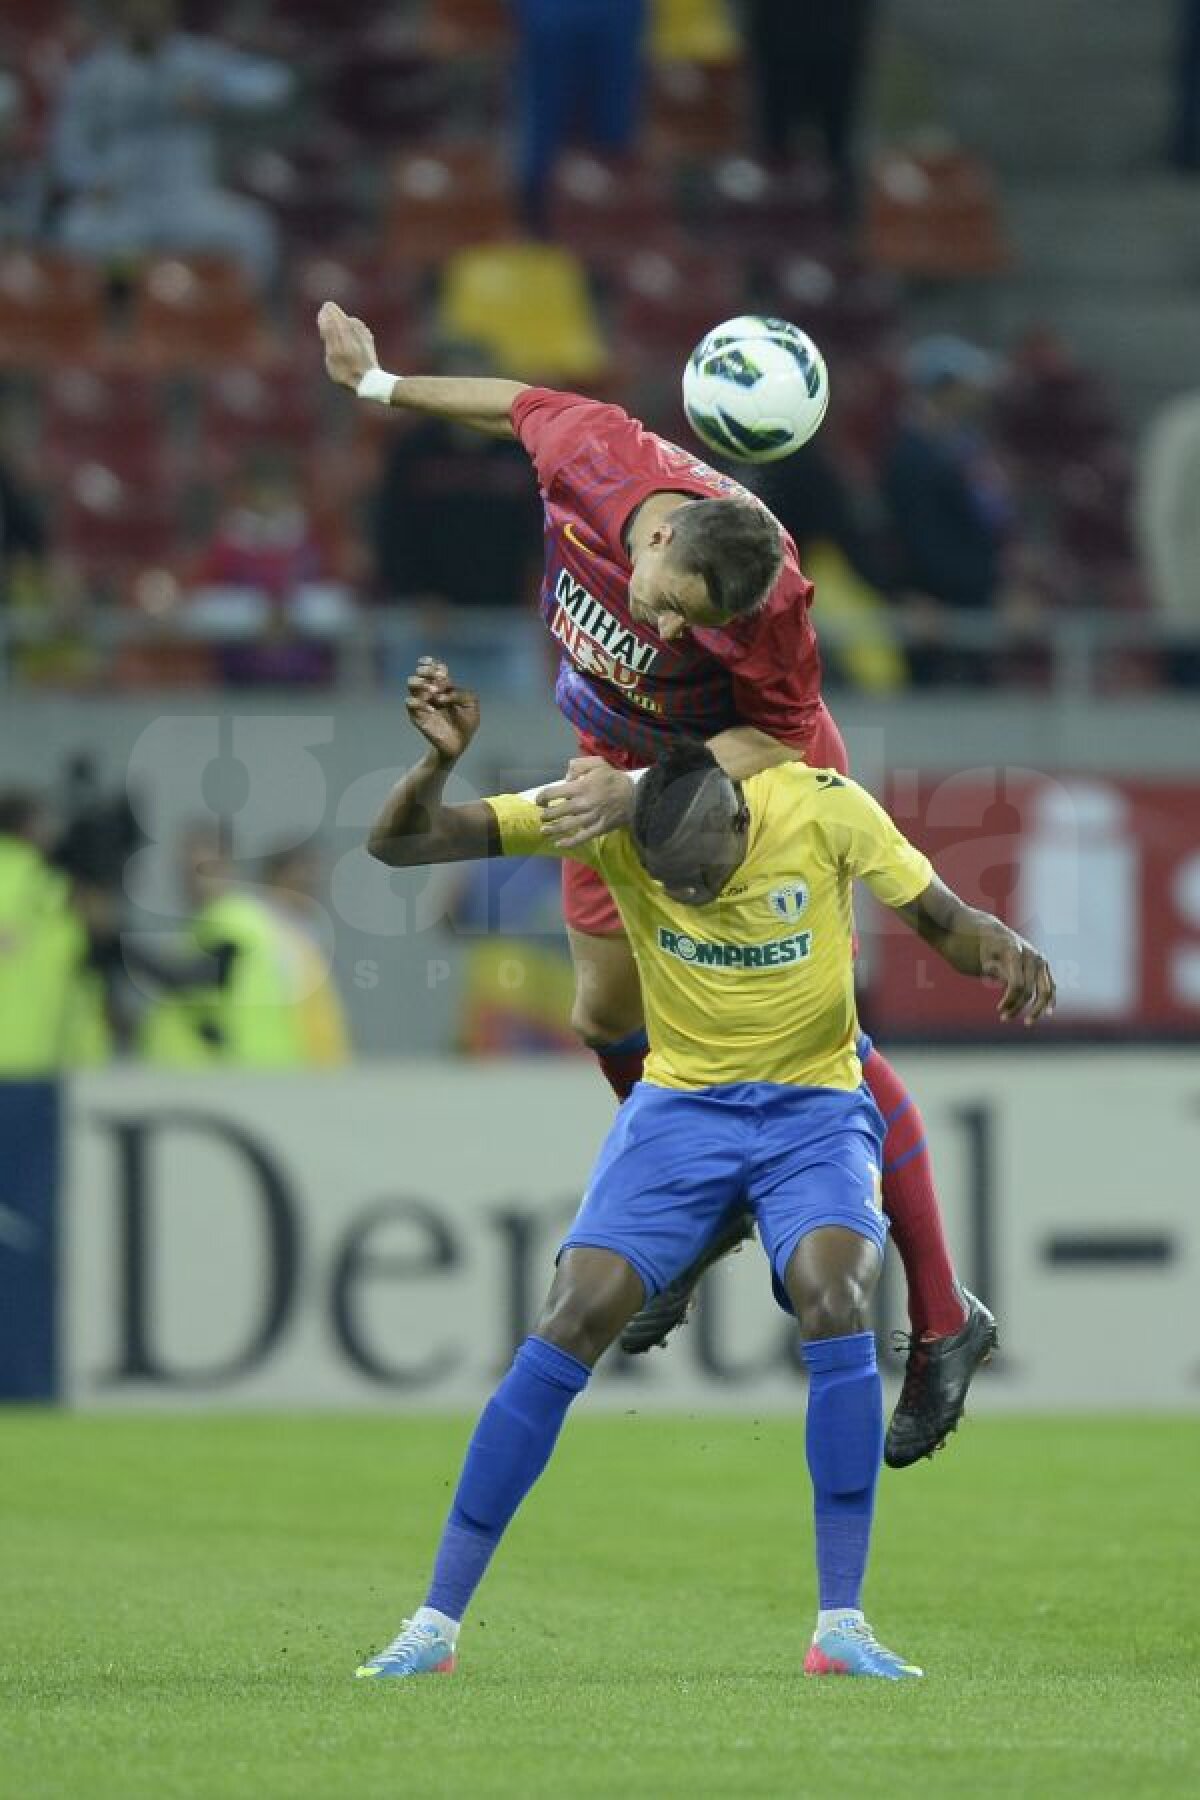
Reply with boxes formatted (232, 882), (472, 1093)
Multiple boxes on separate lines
(485, 791), (604, 871)
(815, 775), (933, 907)
(693, 571), (822, 749)
(510, 387), (728, 558)
(510, 389), (619, 496)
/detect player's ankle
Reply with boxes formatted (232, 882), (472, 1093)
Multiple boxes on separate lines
(413, 1604), (461, 1645)
(915, 1287), (970, 1341)
(815, 1607), (864, 1635)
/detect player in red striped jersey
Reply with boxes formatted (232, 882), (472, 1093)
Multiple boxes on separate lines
(320, 301), (995, 1465)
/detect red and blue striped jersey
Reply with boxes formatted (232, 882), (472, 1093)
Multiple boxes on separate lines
(511, 388), (824, 766)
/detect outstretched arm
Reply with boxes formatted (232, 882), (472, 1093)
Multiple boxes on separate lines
(319, 302), (528, 439)
(895, 875), (1056, 1025)
(537, 726), (798, 849)
(367, 660), (500, 867)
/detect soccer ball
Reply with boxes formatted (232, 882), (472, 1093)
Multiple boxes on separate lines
(682, 315), (829, 463)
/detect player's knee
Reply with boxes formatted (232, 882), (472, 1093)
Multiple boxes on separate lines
(796, 1270), (873, 1342)
(536, 1280), (628, 1366)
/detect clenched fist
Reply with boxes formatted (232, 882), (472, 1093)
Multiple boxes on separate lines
(406, 657), (480, 765)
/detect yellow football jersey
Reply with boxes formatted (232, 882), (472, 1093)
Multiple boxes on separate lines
(488, 764), (933, 1092)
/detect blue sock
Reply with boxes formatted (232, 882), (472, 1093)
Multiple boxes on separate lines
(426, 1336), (591, 1621)
(800, 1331), (883, 1613)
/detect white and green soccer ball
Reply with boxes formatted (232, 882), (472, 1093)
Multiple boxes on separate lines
(682, 315), (829, 463)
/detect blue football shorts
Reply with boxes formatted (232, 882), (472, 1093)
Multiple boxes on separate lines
(561, 1077), (888, 1312)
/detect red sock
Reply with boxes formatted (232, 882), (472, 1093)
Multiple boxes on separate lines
(860, 1046), (967, 1339)
(593, 1029), (648, 1102)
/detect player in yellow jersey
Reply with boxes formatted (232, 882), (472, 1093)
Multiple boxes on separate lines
(355, 658), (1054, 1685)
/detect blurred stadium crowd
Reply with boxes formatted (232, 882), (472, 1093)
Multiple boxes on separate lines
(1, 0), (1198, 696)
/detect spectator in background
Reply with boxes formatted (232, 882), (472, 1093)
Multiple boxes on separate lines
(370, 345), (543, 689)
(188, 449), (354, 685)
(880, 335), (1014, 687)
(0, 788), (109, 1071)
(742, 0), (876, 212)
(738, 441), (907, 691)
(259, 841), (350, 1064)
(1135, 389), (1200, 685)
(50, 0), (291, 289)
(513, 0), (646, 229)
(371, 414), (541, 613)
(139, 822), (327, 1066)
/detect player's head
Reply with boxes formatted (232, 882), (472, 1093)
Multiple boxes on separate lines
(632, 740), (749, 906)
(628, 499), (783, 642)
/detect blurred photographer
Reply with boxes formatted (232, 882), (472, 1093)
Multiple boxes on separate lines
(49, 756), (244, 1056)
(0, 788), (109, 1071)
(258, 842), (350, 1066)
(137, 822), (327, 1066)
(15, 757), (347, 1065)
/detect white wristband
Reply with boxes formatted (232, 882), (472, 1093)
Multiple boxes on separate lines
(357, 367), (399, 404)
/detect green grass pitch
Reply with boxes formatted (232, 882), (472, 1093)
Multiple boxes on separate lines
(2, 1412), (1197, 1798)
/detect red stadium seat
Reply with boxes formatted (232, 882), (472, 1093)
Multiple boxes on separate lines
(296, 444), (372, 584)
(546, 154), (678, 272)
(129, 257), (271, 371)
(109, 641), (219, 690)
(41, 367), (171, 487)
(766, 254), (900, 356)
(698, 156), (838, 265)
(321, 17), (456, 145)
(1054, 457), (1136, 568)
(865, 142), (1014, 280)
(423, 0), (511, 56)
(613, 243), (746, 366)
(825, 354), (903, 468)
(385, 145), (517, 267)
(234, 137), (371, 251)
(996, 342), (1120, 470)
(647, 59), (748, 157)
(198, 366), (319, 473)
(60, 462), (181, 577)
(0, 251), (106, 368)
(0, 0), (68, 37)
(291, 253), (420, 366)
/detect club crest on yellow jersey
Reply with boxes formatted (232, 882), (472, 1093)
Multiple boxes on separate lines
(768, 881), (809, 922)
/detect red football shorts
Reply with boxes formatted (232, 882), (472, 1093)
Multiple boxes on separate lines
(561, 702), (850, 936)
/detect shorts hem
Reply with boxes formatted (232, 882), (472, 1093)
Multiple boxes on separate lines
(769, 1210), (888, 1292)
(558, 1233), (662, 1301)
